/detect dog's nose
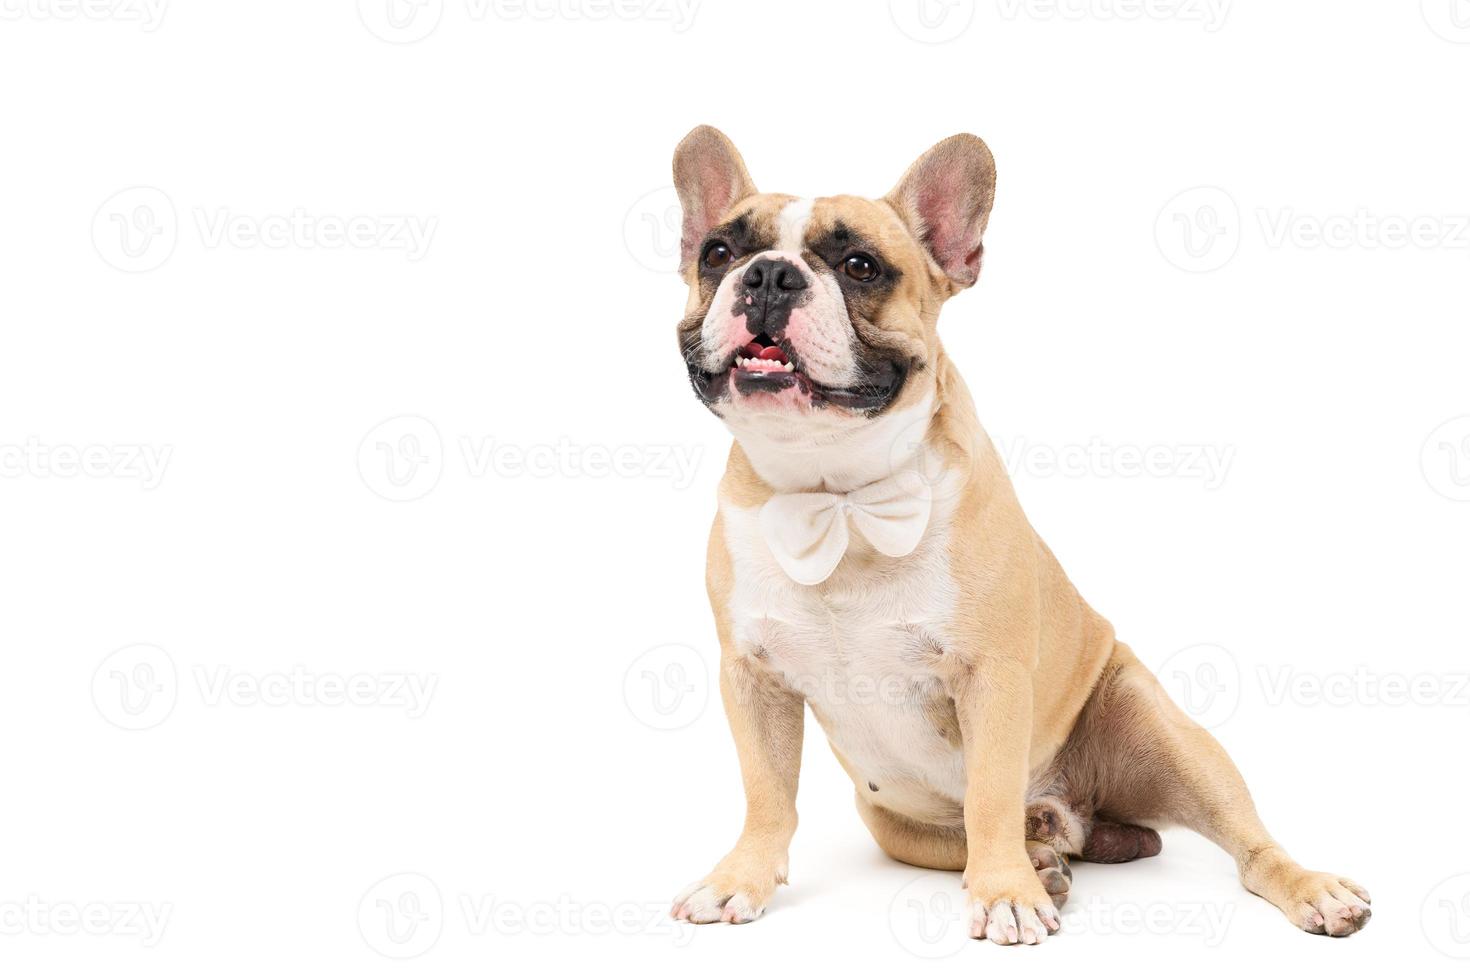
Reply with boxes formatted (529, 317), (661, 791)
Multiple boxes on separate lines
(742, 258), (808, 298)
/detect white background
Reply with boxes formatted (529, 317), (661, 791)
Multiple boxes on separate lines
(2, 0), (1468, 976)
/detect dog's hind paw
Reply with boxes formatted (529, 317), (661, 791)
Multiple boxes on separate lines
(1080, 821), (1163, 863)
(1026, 840), (1073, 909)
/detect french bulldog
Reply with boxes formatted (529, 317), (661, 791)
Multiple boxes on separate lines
(666, 125), (1370, 945)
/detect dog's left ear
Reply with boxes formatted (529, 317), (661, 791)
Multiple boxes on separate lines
(672, 125), (758, 275)
(885, 134), (996, 290)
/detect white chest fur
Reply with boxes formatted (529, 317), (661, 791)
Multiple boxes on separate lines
(719, 475), (969, 822)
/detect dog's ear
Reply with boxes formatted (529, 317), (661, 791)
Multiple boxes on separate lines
(885, 134), (996, 289)
(672, 125), (757, 274)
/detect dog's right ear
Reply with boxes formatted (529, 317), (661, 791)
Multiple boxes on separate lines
(672, 125), (757, 274)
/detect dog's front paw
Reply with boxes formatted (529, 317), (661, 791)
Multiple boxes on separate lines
(965, 860), (1062, 946)
(1280, 870), (1371, 937)
(671, 851), (787, 925)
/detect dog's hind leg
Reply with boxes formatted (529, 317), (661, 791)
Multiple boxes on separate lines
(1060, 642), (1371, 937)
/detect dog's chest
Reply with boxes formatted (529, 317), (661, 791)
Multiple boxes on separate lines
(721, 500), (969, 813)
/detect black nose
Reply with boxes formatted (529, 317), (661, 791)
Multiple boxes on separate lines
(742, 257), (808, 298)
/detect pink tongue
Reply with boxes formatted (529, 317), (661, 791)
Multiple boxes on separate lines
(742, 342), (763, 358)
(759, 346), (787, 364)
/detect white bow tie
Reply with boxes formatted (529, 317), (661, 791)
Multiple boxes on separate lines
(757, 471), (934, 585)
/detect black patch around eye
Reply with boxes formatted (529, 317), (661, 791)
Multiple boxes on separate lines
(699, 211), (770, 278)
(807, 222), (899, 288)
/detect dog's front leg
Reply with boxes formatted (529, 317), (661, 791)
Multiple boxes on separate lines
(671, 649), (802, 925)
(953, 658), (1061, 946)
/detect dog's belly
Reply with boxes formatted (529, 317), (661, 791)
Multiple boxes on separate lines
(724, 501), (968, 826)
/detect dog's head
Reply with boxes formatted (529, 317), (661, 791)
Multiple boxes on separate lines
(672, 125), (995, 439)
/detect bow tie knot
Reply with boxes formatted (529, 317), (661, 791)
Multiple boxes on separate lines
(757, 470), (934, 585)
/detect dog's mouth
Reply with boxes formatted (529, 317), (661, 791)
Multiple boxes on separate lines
(687, 332), (908, 415)
(732, 332), (796, 386)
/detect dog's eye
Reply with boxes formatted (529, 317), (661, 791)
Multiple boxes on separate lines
(843, 253), (880, 282)
(702, 241), (732, 270)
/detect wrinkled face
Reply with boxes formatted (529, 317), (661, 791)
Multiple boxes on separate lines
(671, 127), (995, 442)
(679, 194), (936, 421)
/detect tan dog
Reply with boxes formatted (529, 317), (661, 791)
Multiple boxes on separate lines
(667, 126), (1370, 945)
